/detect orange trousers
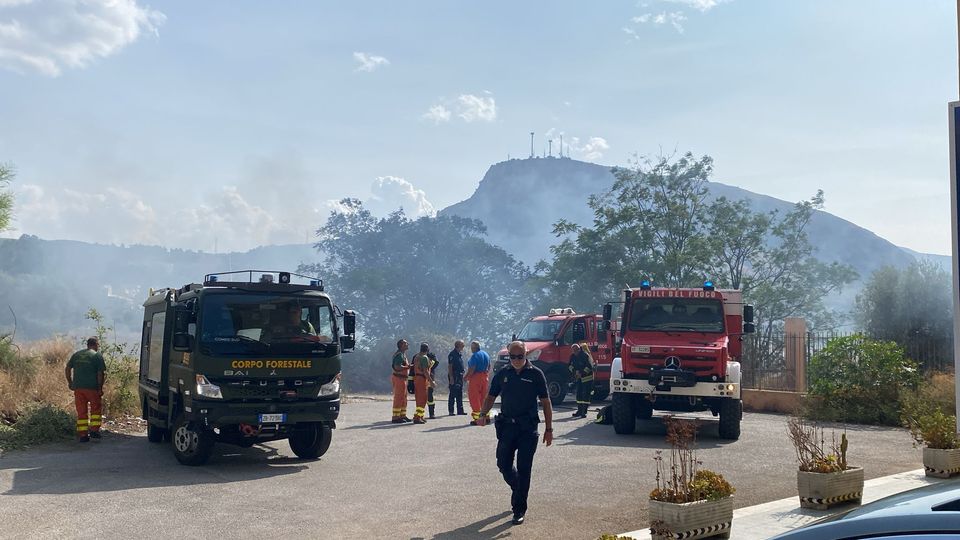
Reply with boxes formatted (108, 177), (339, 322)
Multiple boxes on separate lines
(391, 374), (408, 418)
(413, 377), (428, 420)
(467, 373), (489, 420)
(74, 388), (102, 438)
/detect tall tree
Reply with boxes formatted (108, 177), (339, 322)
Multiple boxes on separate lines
(300, 199), (533, 347)
(855, 260), (953, 371)
(538, 153), (857, 345)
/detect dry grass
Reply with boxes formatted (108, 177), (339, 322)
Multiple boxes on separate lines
(0, 336), (139, 423)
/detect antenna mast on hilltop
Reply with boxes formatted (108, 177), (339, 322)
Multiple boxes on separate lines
(529, 132), (535, 158)
(559, 134), (564, 158)
(548, 139), (553, 157)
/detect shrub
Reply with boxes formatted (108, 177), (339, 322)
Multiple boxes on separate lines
(806, 334), (920, 425)
(0, 333), (38, 380)
(650, 417), (734, 503)
(901, 372), (955, 419)
(85, 308), (141, 417)
(0, 403), (74, 450)
(787, 416), (850, 473)
(903, 409), (959, 450)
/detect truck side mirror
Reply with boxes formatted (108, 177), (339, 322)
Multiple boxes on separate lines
(743, 304), (754, 324)
(599, 320), (610, 332)
(743, 322), (756, 334)
(172, 333), (193, 352)
(343, 310), (356, 336)
(339, 335), (356, 351)
(602, 303), (612, 321)
(512, 334), (517, 342)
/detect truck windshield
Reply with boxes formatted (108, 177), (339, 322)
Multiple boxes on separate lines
(516, 319), (564, 342)
(199, 293), (335, 355)
(628, 299), (724, 333)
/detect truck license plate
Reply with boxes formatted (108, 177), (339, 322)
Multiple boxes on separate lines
(258, 413), (286, 424)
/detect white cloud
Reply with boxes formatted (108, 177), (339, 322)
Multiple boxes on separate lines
(663, 0), (726, 12)
(564, 136), (610, 161)
(627, 0), (727, 35)
(422, 104), (451, 124)
(365, 176), (435, 218)
(0, 0), (165, 76)
(352, 51), (389, 72)
(457, 93), (497, 123)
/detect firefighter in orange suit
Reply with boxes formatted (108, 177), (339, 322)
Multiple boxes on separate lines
(412, 343), (435, 424)
(65, 337), (106, 442)
(465, 340), (491, 425)
(391, 339), (411, 423)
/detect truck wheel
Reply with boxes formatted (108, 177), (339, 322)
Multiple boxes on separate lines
(546, 370), (569, 406)
(289, 423), (332, 459)
(718, 398), (742, 440)
(612, 392), (636, 435)
(147, 423), (167, 443)
(171, 413), (215, 466)
(591, 386), (609, 402)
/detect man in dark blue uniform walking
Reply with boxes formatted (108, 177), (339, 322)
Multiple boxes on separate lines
(477, 340), (554, 526)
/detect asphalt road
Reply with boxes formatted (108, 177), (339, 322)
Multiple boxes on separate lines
(0, 396), (921, 540)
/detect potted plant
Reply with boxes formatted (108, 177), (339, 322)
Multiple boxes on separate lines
(787, 417), (863, 510)
(903, 408), (960, 478)
(648, 417), (735, 540)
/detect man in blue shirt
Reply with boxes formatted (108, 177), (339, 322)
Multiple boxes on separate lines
(465, 340), (491, 425)
(447, 340), (467, 416)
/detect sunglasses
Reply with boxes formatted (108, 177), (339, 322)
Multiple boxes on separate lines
(509, 353), (525, 359)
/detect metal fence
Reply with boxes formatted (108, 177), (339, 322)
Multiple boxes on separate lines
(740, 331), (954, 392)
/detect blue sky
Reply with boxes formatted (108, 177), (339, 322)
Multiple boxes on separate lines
(0, 0), (956, 254)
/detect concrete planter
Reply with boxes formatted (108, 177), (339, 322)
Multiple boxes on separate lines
(923, 447), (960, 478)
(797, 467), (863, 510)
(649, 496), (733, 540)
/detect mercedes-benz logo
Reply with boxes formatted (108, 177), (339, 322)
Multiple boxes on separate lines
(664, 356), (681, 369)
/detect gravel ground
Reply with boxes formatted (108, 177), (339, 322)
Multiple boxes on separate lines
(0, 395), (922, 540)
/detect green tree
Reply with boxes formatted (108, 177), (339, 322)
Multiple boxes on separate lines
(299, 200), (533, 348)
(0, 163), (14, 232)
(855, 260), (953, 371)
(538, 153), (857, 341)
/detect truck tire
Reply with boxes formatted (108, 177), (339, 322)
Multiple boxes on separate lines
(289, 423), (332, 459)
(591, 385), (609, 402)
(546, 370), (569, 406)
(718, 398), (742, 440)
(171, 413), (215, 466)
(612, 392), (636, 435)
(147, 422), (166, 443)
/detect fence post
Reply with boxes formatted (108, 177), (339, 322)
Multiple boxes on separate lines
(785, 317), (807, 393)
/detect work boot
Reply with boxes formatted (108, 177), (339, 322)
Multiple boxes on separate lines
(400, 416), (412, 423)
(428, 405), (436, 419)
(89, 431), (102, 439)
(413, 417), (426, 425)
(392, 416), (404, 424)
(457, 411), (467, 415)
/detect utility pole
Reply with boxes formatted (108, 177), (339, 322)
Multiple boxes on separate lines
(951, 0), (960, 433)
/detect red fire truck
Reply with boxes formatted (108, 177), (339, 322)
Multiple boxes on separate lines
(605, 281), (754, 440)
(496, 308), (615, 405)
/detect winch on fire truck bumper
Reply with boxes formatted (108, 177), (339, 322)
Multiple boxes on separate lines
(611, 376), (740, 399)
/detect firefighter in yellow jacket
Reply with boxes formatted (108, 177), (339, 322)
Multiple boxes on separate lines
(569, 343), (594, 418)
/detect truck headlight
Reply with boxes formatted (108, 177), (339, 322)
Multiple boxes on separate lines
(319, 374), (341, 397)
(195, 374), (223, 399)
(526, 349), (541, 362)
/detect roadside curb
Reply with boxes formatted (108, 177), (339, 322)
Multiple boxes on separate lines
(619, 468), (937, 539)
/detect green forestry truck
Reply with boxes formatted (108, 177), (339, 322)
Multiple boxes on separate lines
(138, 270), (356, 465)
